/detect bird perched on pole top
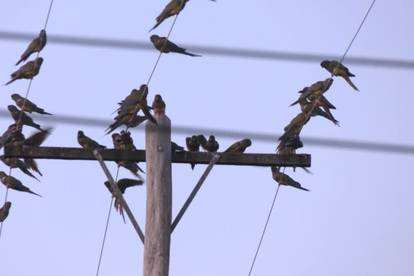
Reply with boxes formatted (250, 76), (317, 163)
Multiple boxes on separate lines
(150, 35), (201, 57)
(224, 138), (252, 153)
(0, 171), (41, 197)
(320, 60), (359, 91)
(16, 29), (47, 66)
(5, 57), (43, 85)
(77, 130), (106, 150)
(152, 94), (166, 115)
(11, 94), (52, 115)
(0, 201), (11, 222)
(149, 0), (189, 32)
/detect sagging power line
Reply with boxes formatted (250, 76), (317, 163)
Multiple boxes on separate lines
(0, 30), (413, 70)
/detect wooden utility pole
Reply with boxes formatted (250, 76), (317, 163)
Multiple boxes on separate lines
(143, 113), (172, 276)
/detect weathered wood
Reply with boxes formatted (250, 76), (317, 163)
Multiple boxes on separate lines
(93, 150), (145, 244)
(171, 153), (220, 234)
(4, 146), (311, 167)
(143, 113), (172, 276)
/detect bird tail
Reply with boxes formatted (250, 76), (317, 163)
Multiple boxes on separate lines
(343, 76), (359, 91)
(289, 99), (300, 106)
(190, 163), (196, 170)
(20, 166), (40, 181)
(105, 120), (122, 135)
(149, 21), (161, 32)
(183, 51), (202, 57)
(29, 190), (42, 197)
(4, 78), (15, 86)
(15, 59), (23, 66)
(38, 109), (52, 115)
(295, 185), (309, 192)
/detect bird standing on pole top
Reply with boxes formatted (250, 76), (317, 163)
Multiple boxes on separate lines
(152, 94), (166, 115)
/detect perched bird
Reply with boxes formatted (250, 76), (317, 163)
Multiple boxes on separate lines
(171, 141), (185, 152)
(23, 158), (42, 176)
(106, 114), (147, 135)
(296, 97), (339, 126)
(199, 135), (219, 152)
(321, 60), (358, 91)
(8, 105), (43, 131)
(224, 138), (252, 153)
(150, 35), (201, 57)
(271, 166), (309, 191)
(16, 29), (47, 66)
(112, 131), (144, 177)
(117, 161), (144, 178)
(0, 156), (39, 181)
(0, 171), (41, 196)
(150, 0), (189, 31)
(0, 201), (11, 222)
(11, 94), (52, 115)
(152, 94), (166, 115)
(0, 124), (23, 149)
(277, 135), (303, 154)
(5, 57), (43, 85)
(186, 135), (200, 170)
(77, 130), (106, 150)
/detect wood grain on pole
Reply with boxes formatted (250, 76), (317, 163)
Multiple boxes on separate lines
(143, 113), (172, 276)
(4, 146), (311, 167)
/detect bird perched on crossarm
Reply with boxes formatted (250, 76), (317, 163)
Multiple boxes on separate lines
(77, 130), (106, 150)
(224, 138), (252, 153)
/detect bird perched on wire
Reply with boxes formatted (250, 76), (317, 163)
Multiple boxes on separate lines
(276, 135), (303, 155)
(152, 94), (166, 115)
(11, 94), (52, 115)
(104, 178), (144, 222)
(149, 0), (189, 32)
(186, 135), (201, 170)
(150, 35), (201, 57)
(8, 105), (44, 131)
(0, 156), (40, 181)
(16, 29), (47, 66)
(0, 171), (41, 197)
(5, 57), (43, 85)
(271, 166), (309, 191)
(295, 96), (339, 126)
(321, 60), (358, 91)
(198, 135), (219, 152)
(279, 112), (309, 143)
(0, 201), (11, 222)
(224, 138), (252, 153)
(77, 130), (106, 150)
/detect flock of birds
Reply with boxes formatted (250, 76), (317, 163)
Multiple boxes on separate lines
(0, 0), (359, 224)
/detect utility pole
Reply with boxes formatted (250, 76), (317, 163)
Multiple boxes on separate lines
(144, 112), (172, 276)
(4, 132), (310, 276)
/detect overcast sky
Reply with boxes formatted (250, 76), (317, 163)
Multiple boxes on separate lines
(0, 0), (413, 275)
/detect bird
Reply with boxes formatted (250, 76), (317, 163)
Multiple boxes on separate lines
(321, 60), (359, 91)
(111, 131), (144, 177)
(224, 138), (252, 153)
(104, 178), (144, 195)
(150, 35), (201, 57)
(296, 96), (339, 126)
(24, 128), (52, 147)
(277, 135), (303, 154)
(200, 135), (219, 152)
(106, 114), (147, 135)
(0, 201), (11, 223)
(8, 105), (44, 131)
(152, 94), (166, 115)
(0, 171), (41, 196)
(171, 141), (185, 152)
(271, 166), (309, 191)
(5, 57), (43, 85)
(77, 130), (106, 150)
(0, 156), (40, 181)
(16, 29), (47, 66)
(117, 161), (144, 178)
(23, 158), (42, 176)
(149, 0), (189, 32)
(0, 124), (23, 150)
(11, 94), (52, 115)
(104, 178), (144, 222)
(186, 135), (200, 170)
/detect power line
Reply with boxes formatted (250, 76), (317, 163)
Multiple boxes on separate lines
(1, 30), (413, 70)
(0, 110), (412, 155)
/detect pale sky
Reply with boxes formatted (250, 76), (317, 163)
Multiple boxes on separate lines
(0, 1), (413, 275)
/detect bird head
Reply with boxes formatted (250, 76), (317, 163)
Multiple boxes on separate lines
(197, 134), (207, 145)
(150, 35), (159, 43)
(3, 201), (11, 210)
(320, 60), (329, 68)
(270, 166), (280, 174)
(0, 171), (6, 178)
(7, 105), (18, 113)
(10, 94), (21, 101)
(36, 57), (44, 65)
(242, 138), (252, 147)
(208, 135), (216, 141)
(77, 130), (84, 138)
